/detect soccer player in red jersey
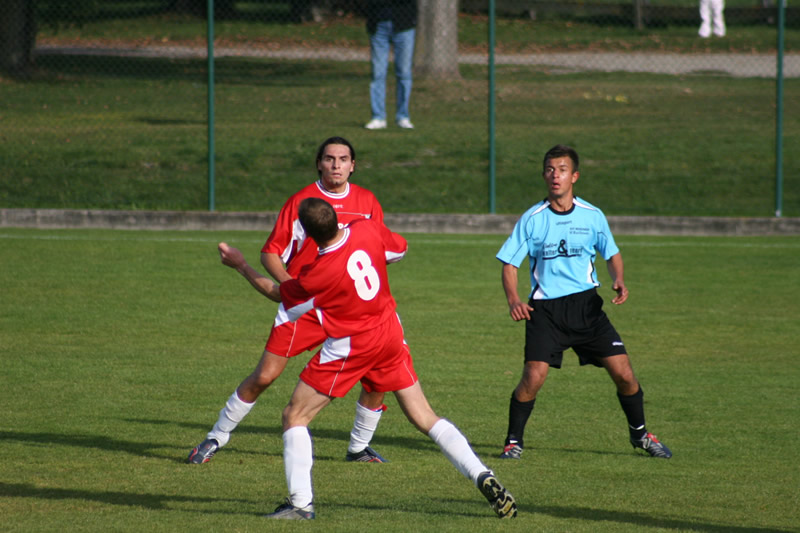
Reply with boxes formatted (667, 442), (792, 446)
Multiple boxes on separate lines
(188, 137), (389, 465)
(217, 198), (517, 520)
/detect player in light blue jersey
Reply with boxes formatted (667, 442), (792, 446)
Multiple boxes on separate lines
(496, 145), (672, 460)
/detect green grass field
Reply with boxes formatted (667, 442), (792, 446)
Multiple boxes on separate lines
(1, 228), (798, 532)
(3, 59), (799, 217)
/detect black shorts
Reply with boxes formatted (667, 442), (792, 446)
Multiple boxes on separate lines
(524, 288), (626, 368)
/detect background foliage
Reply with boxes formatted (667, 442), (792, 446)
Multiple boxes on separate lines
(2, 1), (798, 216)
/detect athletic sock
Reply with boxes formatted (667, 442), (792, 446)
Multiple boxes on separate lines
(428, 418), (488, 484)
(283, 426), (314, 509)
(207, 391), (255, 447)
(505, 394), (536, 448)
(617, 386), (647, 440)
(347, 402), (384, 454)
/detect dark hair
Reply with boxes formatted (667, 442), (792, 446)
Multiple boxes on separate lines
(543, 144), (579, 172)
(316, 136), (356, 177)
(298, 197), (339, 244)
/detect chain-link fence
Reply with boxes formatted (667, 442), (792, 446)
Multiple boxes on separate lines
(1, 0), (798, 216)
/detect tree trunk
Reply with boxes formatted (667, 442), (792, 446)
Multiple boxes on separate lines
(633, 0), (646, 30)
(415, 0), (461, 80)
(0, 0), (36, 74)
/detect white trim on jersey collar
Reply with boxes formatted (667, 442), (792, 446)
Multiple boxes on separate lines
(319, 227), (350, 255)
(573, 197), (599, 211)
(315, 180), (350, 198)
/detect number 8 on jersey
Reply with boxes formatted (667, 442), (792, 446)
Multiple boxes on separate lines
(348, 249), (380, 301)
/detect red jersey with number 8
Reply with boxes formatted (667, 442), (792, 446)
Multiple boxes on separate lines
(277, 219), (407, 339)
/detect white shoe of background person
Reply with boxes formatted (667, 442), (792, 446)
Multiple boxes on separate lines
(396, 118), (414, 129)
(364, 118), (387, 130)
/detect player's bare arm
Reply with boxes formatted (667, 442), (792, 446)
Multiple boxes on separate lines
(219, 242), (281, 302)
(502, 262), (533, 321)
(261, 252), (293, 283)
(606, 253), (628, 305)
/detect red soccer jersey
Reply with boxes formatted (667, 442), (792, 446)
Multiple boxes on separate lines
(262, 181), (384, 277)
(277, 219), (407, 339)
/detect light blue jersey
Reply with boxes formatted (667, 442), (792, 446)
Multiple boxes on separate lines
(496, 197), (619, 300)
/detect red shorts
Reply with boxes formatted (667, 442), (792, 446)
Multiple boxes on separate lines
(299, 313), (419, 398)
(264, 310), (326, 358)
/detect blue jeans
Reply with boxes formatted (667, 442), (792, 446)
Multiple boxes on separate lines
(369, 21), (415, 122)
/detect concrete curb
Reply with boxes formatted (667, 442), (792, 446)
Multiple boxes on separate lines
(2, 208), (799, 236)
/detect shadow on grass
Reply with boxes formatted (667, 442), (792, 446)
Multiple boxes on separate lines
(131, 418), (645, 460)
(31, 54), (367, 86)
(330, 498), (492, 520)
(0, 429), (205, 463)
(0, 482), (251, 512)
(471, 440), (637, 458)
(128, 417), (442, 456)
(1, 425), (639, 466)
(530, 504), (791, 533)
(1, 481), (792, 528)
(320, 497), (793, 530)
(0, 480), (494, 520)
(0, 425), (359, 465)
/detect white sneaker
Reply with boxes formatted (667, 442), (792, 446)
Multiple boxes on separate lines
(396, 118), (414, 129)
(364, 118), (387, 130)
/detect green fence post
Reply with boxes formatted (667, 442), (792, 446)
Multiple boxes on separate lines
(488, 0), (496, 214)
(207, 0), (216, 212)
(775, 0), (785, 217)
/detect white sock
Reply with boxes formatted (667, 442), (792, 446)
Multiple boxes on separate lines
(207, 391), (254, 447)
(347, 402), (383, 454)
(428, 419), (489, 485)
(283, 426), (314, 508)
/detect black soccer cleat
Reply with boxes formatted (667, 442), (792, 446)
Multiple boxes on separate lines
(345, 446), (388, 463)
(499, 443), (523, 460)
(187, 438), (220, 464)
(477, 471), (518, 519)
(265, 499), (315, 520)
(631, 432), (672, 459)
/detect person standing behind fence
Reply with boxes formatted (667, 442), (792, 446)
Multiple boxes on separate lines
(698, 0), (726, 38)
(364, 0), (417, 130)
